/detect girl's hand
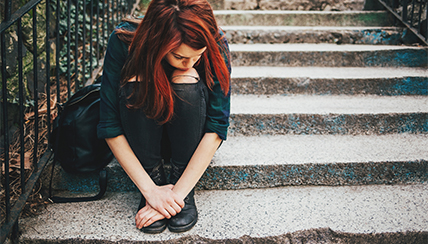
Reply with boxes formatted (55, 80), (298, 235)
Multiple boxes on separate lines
(143, 184), (184, 219)
(135, 204), (165, 229)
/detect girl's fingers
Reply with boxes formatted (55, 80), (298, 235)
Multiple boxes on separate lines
(143, 213), (164, 227)
(136, 209), (157, 229)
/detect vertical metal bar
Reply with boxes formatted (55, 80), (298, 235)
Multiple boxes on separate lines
(416, 0), (424, 33)
(45, 0), (52, 148)
(90, 0), (94, 78)
(83, 0), (87, 86)
(12, 17), (26, 243)
(32, 6), (39, 168)
(393, 0), (399, 9)
(96, 0), (100, 67)
(410, 0), (415, 26)
(1, 21), (11, 227)
(115, 0), (118, 24)
(55, 0), (60, 104)
(102, 0), (106, 47)
(116, 0), (125, 20)
(67, 0), (71, 98)
(75, 0), (80, 90)
(4, 0), (12, 21)
(107, 0), (111, 36)
(426, 0), (428, 41)
(18, 18), (25, 204)
(402, 0), (408, 23)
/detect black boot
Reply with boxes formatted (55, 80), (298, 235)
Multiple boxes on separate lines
(167, 164), (198, 232)
(138, 163), (168, 234)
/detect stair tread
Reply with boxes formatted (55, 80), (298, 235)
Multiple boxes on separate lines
(229, 43), (426, 51)
(214, 134), (428, 166)
(20, 183), (428, 242)
(214, 10), (388, 14)
(231, 95), (428, 114)
(222, 26), (402, 30)
(231, 66), (428, 78)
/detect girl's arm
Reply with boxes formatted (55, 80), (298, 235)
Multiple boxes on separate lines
(106, 135), (184, 218)
(173, 132), (221, 198)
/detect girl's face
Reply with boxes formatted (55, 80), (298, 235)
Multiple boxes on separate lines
(165, 43), (206, 71)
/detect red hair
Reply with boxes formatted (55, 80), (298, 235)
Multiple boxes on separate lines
(116, 0), (230, 124)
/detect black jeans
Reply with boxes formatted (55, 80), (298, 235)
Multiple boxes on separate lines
(119, 81), (208, 171)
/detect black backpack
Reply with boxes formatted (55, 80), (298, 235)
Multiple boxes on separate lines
(49, 83), (114, 203)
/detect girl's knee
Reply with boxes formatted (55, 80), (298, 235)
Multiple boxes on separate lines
(171, 68), (200, 84)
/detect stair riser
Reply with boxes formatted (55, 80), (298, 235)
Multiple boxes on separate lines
(215, 12), (392, 26)
(231, 49), (428, 67)
(225, 29), (403, 45)
(232, 77), (428, 96)
(229, 113), (428, 136)
(46, 160), (428, 193)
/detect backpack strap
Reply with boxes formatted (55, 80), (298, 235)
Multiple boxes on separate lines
(49, 169), (108, 203)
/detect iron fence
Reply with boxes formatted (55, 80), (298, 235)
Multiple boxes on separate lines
(0, 0), (137, 242)
(377, 0), (428, 45)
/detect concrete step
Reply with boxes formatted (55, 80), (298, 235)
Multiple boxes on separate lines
(214, 10), (392, 26)
(230, 43), (428, 67)
(223, 26), (404, 45)
(46, 134), (428, 193)
(231, 66), (428, 95)
(211, 0), (366, 11)
(19, 183), (428, 243)
(229, 94), (428, 136)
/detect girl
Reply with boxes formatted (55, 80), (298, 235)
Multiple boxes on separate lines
(97, 0), (231, 233)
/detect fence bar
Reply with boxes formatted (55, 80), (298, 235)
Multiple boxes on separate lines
(66, 0), (71, 99)
(4, 0), (11, 21)
(402, 0), (408, 22)
(82, 0), (87, 87)
(417, 1), (423, 33)
(55, 0), (60, 105)
(32, 6), (39, 169)
(410, 0), (415, 26)
(90, 0), (94, 77)
(1, 25), (11, 228)
(17, 18), (25, 198)
(96, 1), (100, 67)
(74, 0), (79, 90)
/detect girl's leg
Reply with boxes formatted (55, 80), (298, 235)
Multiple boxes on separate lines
(165, 70), (208, 232)
(119, 82), (167, 234)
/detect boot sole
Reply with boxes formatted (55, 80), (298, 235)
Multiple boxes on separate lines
(142, 224), (167, 234)
(167, 216), (198, 233)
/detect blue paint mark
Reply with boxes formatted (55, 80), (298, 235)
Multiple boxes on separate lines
(392, 77), (428, 95)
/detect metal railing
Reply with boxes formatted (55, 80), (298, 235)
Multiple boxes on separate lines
(377, 0), (428, 45)
(0, 0), (137, 242)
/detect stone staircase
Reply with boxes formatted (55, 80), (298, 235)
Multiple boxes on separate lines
(18, 0), (428, 243)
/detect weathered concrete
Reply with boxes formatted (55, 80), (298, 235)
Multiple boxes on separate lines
(222, 0), (365, 11)
(215, 10), (392, 26)
(45, 134), (428, 192)
(231, 66), (428, 95)
(230, 43), (428, 67)
(19, 184), (428, 243)
(222, 26), (404, 44)
(231, 94), (428, 114)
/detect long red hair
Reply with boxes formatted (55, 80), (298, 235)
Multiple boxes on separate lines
(116, 0), (230, 124)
